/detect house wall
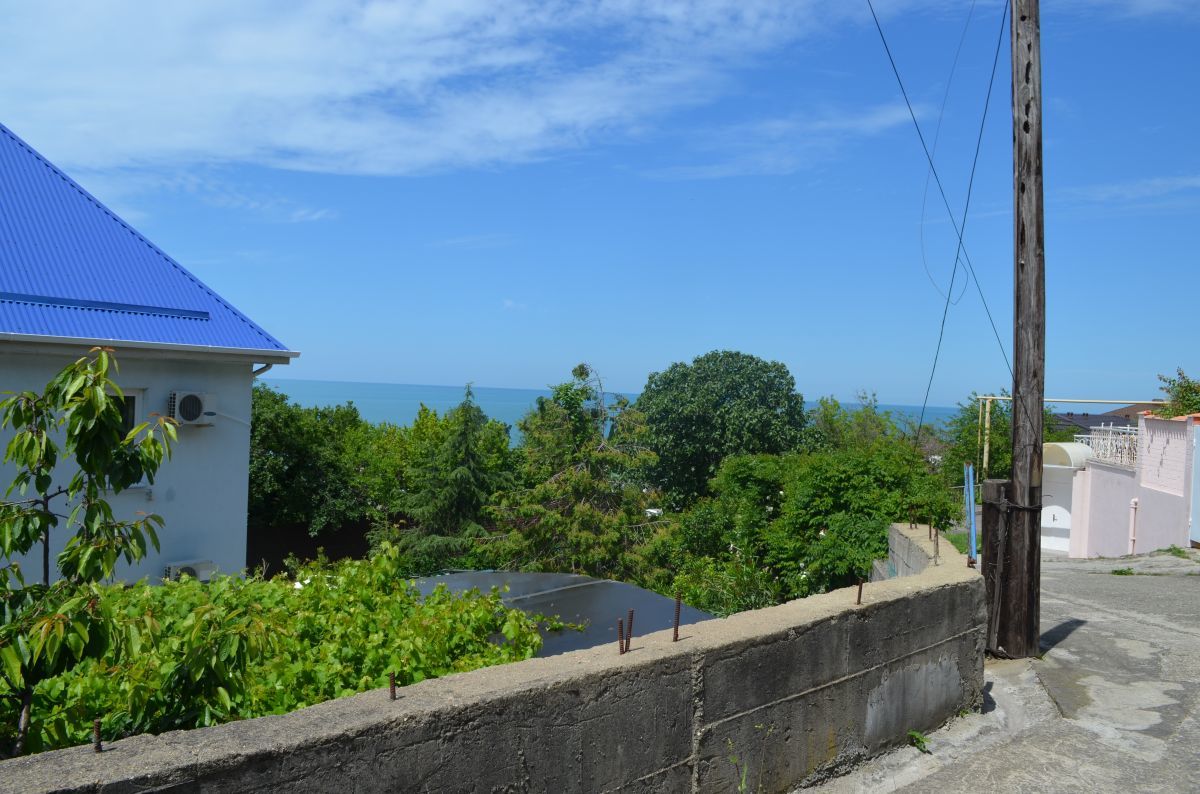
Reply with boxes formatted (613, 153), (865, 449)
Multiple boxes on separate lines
(0, 524), (986, 794)
(1068, 466), (1091, 558)
(1072, 460), (1138, 558)
(1136, 417), (1194, 553)
(0, 345), (255, 581)
(1067, 417), (1194, 557)
(1193, 431), (1200, 545)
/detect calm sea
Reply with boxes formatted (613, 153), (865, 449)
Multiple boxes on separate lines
(262, 378), (957, 434)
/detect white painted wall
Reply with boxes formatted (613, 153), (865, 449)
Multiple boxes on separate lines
(0, 345), (255, 582)
(1040, 464), (1077, 553)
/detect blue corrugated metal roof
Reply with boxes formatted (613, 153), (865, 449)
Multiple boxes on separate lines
(0, 122), (292, 355)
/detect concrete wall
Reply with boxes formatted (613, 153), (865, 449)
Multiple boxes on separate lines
(0, 525), (985, 794)
(1068, 417), (1194, 557)
(0, 344), (256, 580)
(872, 522), (940, 580)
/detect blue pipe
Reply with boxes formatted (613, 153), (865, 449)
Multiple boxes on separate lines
(963, 463), (971, 549)
(967, 463), (978, 560)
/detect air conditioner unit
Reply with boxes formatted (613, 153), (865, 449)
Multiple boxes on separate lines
(168, 391), (215, 426)
(164, 559), (219, 582)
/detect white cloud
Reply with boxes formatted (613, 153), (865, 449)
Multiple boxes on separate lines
(2, 0), (1185, 186)
(502, 298), (528, 311)
(1062, 0), (1195, 15)
(1062, 175), (1200, 203)
(287, 207), (339, 223)
(647, 103), (916, 179)
(69, 167), (336, 223)
(1, 1), (851, 178)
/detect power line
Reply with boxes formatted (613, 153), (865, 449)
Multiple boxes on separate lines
(914, 0), (1011, 440)
(864, 0), (1014, 391)
(919, 0), (978, 306)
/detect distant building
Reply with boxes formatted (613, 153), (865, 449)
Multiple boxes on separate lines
(1103, 402), (1168, 423)
(0, 122), (297, 581)
(1050, 401), (1170, 435)
(1049, 411), (1131, 435)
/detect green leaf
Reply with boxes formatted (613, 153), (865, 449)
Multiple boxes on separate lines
(0, 643), (24, 687)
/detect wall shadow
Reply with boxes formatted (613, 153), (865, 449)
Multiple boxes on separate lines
(1040, 618), (1087, 653)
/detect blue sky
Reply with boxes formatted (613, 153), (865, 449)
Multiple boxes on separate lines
(3, 1), (1196, 405)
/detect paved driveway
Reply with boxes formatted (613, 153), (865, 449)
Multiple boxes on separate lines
(815, 549), (1200, 793)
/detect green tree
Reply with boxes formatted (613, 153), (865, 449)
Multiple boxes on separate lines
(248, 384), (370, 537)
(485, 365), (660, 581)
(0, 349), (176, 756)
(1154, 368), (1200, 417)
(940, 392), (1074, 488)
(636, 350), (806, 506)
(802, 514), (889, 596)
(394, 388), (514, 573)
(339, 419), (410, 536)
(646, 418), (957, 611)
(803, 393), (897, 453)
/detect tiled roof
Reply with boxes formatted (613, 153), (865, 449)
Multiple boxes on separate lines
(1051, 413), (1132, 433)
(0, 122), (292, 356)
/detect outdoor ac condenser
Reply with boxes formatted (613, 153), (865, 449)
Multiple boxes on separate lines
(164, 559), (219, 582)
(168, 391), (215, 426)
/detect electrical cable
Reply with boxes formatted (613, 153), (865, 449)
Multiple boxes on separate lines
(865, 0), (1014, 390)
(920, 0), (978, 305)
(914, 0), (1011, 441)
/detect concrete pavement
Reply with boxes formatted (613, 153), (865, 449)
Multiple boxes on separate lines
(812, 547), (1200, 793)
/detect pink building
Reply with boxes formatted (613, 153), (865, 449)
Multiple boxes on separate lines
(1067, 414), (1197, 557)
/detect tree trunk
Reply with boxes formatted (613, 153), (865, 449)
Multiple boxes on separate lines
(12, 687), (33, 757)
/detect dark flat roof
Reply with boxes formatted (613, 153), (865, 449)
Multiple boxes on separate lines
(414, 571), (713, 657)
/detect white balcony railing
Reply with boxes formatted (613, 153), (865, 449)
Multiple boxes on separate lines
(1074, 425), (1139, 467)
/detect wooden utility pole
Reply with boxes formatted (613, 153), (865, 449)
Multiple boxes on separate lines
(986, 0), (1045, 658)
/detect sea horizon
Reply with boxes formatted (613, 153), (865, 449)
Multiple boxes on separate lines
(261, 377), (959, 432)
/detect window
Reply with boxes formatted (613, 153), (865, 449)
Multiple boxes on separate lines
(113, 390), (149, 489)
(117, 394), (137, 434)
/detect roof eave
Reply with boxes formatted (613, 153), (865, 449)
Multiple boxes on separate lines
(0, 331), (299, 364)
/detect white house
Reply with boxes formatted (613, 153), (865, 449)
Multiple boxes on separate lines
(0, 122), (297, 581)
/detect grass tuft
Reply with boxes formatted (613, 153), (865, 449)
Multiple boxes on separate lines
(907, 730), (931, 754)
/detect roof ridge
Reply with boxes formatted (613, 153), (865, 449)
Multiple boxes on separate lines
(0, 122), (287, 352)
